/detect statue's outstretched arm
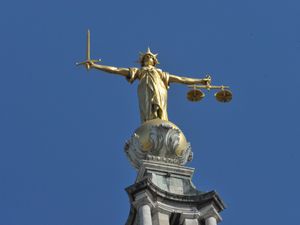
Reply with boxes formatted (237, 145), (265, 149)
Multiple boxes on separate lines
(88, 61), (130, 77)
(169, 74), (211, 85)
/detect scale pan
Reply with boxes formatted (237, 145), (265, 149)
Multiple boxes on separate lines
(187, 89), (205, 102)
(215, 90), (232, 103)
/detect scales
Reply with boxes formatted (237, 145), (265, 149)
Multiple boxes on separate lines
(187, 76), (232, 103)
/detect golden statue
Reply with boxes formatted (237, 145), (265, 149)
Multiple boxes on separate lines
(87, 48), (211, 122)
(76, 30), (232, 168)
(77, 30), (231, 123)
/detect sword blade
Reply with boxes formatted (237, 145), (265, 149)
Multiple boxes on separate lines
(87, 29), (91, 61)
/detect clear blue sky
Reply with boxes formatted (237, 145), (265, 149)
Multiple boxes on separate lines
(0, 0), (299, 225)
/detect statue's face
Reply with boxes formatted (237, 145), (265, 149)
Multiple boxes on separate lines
(143, 54), (155, 66)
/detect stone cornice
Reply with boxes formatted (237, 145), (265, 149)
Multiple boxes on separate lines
(126, 177), (226, 212)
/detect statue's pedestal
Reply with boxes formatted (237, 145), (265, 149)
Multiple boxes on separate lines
(125, 160), (225, 225)
(124, 119), (192, 170)
(124, 119), (226, 225)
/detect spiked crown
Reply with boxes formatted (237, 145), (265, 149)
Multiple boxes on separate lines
(138, 47), (159, 66)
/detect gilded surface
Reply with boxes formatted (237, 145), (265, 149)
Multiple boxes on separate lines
(85, 48), (210, 123)
(128, 66), (169, 122)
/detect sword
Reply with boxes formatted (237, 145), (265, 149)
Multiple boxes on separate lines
(76, 29), (101, 70)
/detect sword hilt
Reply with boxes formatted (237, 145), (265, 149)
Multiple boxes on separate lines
(76, 59), (101, 70)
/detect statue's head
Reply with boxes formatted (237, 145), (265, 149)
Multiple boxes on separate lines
(139, 47), (159, 67)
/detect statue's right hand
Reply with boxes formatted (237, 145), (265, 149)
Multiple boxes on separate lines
(85, 60), (95, 69)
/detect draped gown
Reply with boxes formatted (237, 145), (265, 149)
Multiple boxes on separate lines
(127, 66), (170, 123)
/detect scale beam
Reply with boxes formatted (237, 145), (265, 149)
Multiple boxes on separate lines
(188, 85), (230, 90)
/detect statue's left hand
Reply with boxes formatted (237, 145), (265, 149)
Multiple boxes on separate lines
(202, 75), (212, 85)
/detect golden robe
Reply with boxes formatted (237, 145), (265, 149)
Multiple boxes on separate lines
(127, 67), (169, 123)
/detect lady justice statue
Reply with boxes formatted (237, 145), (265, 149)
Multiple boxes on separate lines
(86, 47), (211, 123)
(77, 30), (231, 169)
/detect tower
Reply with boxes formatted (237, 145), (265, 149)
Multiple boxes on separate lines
(124, 119), (226, 225)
